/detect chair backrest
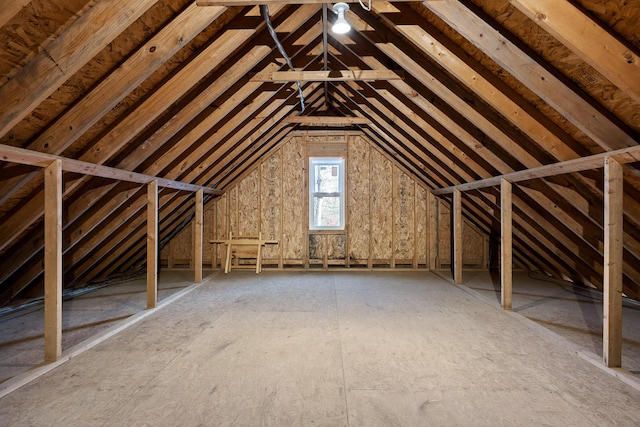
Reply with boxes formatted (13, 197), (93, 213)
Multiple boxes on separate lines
(227, 232), (262, 259)
(228, 232), (262, 240)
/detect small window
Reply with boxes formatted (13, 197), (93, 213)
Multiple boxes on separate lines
(309, 157), (344, 230)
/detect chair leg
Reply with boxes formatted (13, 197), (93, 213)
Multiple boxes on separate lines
(224, 244), (232, 273)
(256, 245), (262, 274)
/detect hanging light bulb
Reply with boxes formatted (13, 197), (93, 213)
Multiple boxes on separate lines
(332, 2), (351, 34)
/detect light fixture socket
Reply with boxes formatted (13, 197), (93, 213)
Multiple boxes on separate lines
(332, 2), (351, 34)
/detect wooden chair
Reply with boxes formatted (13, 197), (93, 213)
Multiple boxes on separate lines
(228, 232), (260, 273)
(210, 232), (278, 273)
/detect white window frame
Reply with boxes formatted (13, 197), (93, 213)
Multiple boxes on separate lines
(309, 157), (345, 230)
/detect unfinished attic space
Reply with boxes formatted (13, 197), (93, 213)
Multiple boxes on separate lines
(1, 0), (640, 424)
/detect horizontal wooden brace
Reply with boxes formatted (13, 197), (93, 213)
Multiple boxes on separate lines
(284, 116), (371, 125)
(432, 145), (640, 195)
(251, 70), (404, 82)
(197, 0), (429, 5)
(0, 145), (222, 195)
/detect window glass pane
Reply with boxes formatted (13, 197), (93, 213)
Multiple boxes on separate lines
(312, 196), (341, 227)
(313, 164), (340, 193)
(309, 157), (344, 230)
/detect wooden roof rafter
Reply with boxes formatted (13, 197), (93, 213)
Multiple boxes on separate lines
(360, 1), (640, 266)
(508, 0), (640, 105)
(0, 3), (228, 207)
(0, 3), (316, 238)
(0, 3), (324, 299)
(330, 7), (640, 294)
(331, 83), (452, 187)
(422, 0), (638, 152)
(32, 88), (321, 297)
(213, 84), (328, 189)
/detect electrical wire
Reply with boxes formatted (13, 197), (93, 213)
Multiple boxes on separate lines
(527, 270), (640, 310)
(1, 194), (213, 319)
(359, 0), (372, 12)
(261, 5), (305, 113)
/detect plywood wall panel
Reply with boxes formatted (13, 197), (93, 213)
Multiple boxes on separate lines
(213, 194), (227, 266)
(370, 148), (393, 262)
(416, 185), (428, 264)
(282, 137), (304, 259)
(327, 234), (346, 260)
(172, 224), (193, 266)
(393, 167), (415, 261)
(165, 131), (486, 270)
(463, 223), (484, 266)
(238, 168), (259, 236)
(203, 203), (215, 262)
(347, 135), (370, 261)
(439, 199), (451, 265)
(260, 149), (282, 260)
(308, 234), (323, 260)
(228, 186), (238, 238)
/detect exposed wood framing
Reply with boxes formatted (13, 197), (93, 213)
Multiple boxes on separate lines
(433, 145), (640, 195)
(453, 189), (462, 284)
(0, 0), (157, 138)
(44, 159), (62, 362)
(0, 145), (222, 195)
(252, 70), (404, 82)
(603, 158), (623, 368)
(2, 0), (640, 377)
(197, 0), (420, 4)
(0, 0), (30, 28)
(501, 179), (513, 310)
(147, 180), (158, 309)
(195, 189), (204, 283)
(0, 3), (226, 206)
(285, 116), (371, 124)
(509, 0), (640, 105)
(423, 0), (637, 151)
(428, 190), (437, 270)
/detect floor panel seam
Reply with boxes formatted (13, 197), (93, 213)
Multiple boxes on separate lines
(333, 273), (350, 426)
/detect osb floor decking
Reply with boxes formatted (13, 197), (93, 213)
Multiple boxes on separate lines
(1, 270), (639, 426)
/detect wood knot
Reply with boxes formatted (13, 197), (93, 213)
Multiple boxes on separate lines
(623, 51), (635, 64)
(535, 12), (546, 21)
(149, 46), (157, 53)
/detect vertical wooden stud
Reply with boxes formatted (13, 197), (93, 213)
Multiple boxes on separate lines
(344, 138), (350, 269)
(428, 191), (437, 270)
(224, 191), (229, 269)
(482, 235), (489, 270)
(453, 189), (462, 284)
(323, 234), (328, 270)
(44, 159), (62, 362)
(368, 143), (373, 269)
(413, 181), (418, 269)
(603, 157), (623, 367)
(147, 180), (158, 309)
(279, 147), (284, 269)
(343, 136), (348, 269)
(212, 202), (217, 269)
(501, 179), (513, 310)
(189, 221), (195, 269)
(391, 166), (396, 269)
(194, 189), (204, 283)
(303, 131), (310, 269)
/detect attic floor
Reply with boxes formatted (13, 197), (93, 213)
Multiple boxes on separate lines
(1, 270), (639, 426)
